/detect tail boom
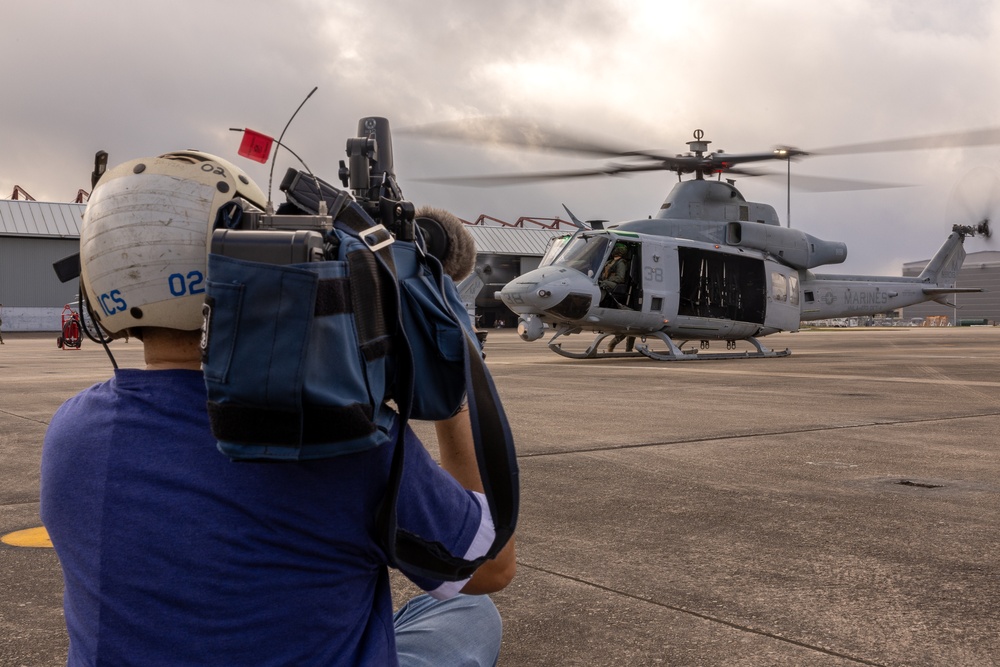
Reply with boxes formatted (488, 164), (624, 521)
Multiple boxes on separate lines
(799, 229), (983, 321)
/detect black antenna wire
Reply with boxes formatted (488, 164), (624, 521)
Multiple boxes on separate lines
(268, 86), (318, 207)
(229, 86), (327, 215)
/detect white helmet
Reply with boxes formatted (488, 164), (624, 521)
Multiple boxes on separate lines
(80, 150), (266, 333)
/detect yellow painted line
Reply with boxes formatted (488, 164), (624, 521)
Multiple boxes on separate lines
(1, 526), (53, 548)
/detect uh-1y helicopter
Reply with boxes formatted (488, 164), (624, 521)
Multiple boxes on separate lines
(407, 121), (996, 360)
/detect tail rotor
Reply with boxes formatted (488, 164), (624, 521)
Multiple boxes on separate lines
(947, 166), (999, 240)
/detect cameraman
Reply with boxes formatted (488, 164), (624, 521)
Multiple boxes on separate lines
(40, 151), (514, 666)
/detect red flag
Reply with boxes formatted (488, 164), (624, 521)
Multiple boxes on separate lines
(238, 129), (274, 164)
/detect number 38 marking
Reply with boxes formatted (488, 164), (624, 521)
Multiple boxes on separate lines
(644, 267), (663, 283)
(168, 270), (205, 296)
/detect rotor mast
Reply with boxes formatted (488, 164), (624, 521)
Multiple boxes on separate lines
(686, 129), (711, 180)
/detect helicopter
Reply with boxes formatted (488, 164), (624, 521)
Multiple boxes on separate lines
(406, 121), (996, 360)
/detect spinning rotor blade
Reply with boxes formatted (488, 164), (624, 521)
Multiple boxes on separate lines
(728, 167), (911, 192)
(406, 117), (1000, 190)
(403, 118), (802, 173)
(415, 162), (670, 187)
(399, 117), (675, 162)
(810, 126), (1000, 156)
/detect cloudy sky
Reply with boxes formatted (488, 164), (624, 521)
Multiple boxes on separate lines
(4, 0), (1000, 274)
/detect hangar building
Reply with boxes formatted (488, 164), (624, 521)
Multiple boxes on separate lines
(0, 200), (85, 331)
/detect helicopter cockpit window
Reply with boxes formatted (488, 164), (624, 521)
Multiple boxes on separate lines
(539, 234), (572, 267)
(789, 273), (800, 306)
(552, 234), (612, 278)
(771, 272), (788, 302)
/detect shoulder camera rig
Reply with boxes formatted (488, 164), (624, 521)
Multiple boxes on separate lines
(211, 117), (418, 265)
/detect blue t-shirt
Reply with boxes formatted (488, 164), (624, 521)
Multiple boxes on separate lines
(40, 369), (490, 666)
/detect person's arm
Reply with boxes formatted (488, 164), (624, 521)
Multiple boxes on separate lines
(434, 406), (516, 594)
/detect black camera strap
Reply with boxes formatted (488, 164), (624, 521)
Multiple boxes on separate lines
(332, 204), (519, 582)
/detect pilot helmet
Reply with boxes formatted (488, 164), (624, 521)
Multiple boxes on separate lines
(612, 242), (628, 256)
(80, 150), (266, 335)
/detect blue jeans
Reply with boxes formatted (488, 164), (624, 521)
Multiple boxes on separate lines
(394, 594), (502, 666)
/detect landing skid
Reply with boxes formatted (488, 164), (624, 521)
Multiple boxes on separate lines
(547, 330), (790, 361)
(548, 331), (644, 359)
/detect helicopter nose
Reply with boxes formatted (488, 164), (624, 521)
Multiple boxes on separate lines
(500, 267), (595, 318)
(499, 268), (560, 314)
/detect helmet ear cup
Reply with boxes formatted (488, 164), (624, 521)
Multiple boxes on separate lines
(80, 152), (266, 334)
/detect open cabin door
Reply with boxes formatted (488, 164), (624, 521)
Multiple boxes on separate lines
(676, 246), (766, 325)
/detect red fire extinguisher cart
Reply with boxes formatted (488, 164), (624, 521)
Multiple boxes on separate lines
(58, 304), (82, 350)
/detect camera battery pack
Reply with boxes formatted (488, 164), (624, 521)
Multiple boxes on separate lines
(210, 229), (325, 265)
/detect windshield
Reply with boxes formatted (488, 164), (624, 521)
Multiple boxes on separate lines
(551, 234), (612, 278)
(539, 234), (572, 267)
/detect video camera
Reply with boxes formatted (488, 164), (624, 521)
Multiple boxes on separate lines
(211, 117), (455, 266)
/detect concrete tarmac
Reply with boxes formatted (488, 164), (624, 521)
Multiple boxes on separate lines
(2, 328), (999, 666)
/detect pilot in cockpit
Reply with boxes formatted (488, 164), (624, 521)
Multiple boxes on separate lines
(599, 243), (629, 306)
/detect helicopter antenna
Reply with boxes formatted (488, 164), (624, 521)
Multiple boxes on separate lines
(772, 147), (794, 227)
(787, 158), (791, 227)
